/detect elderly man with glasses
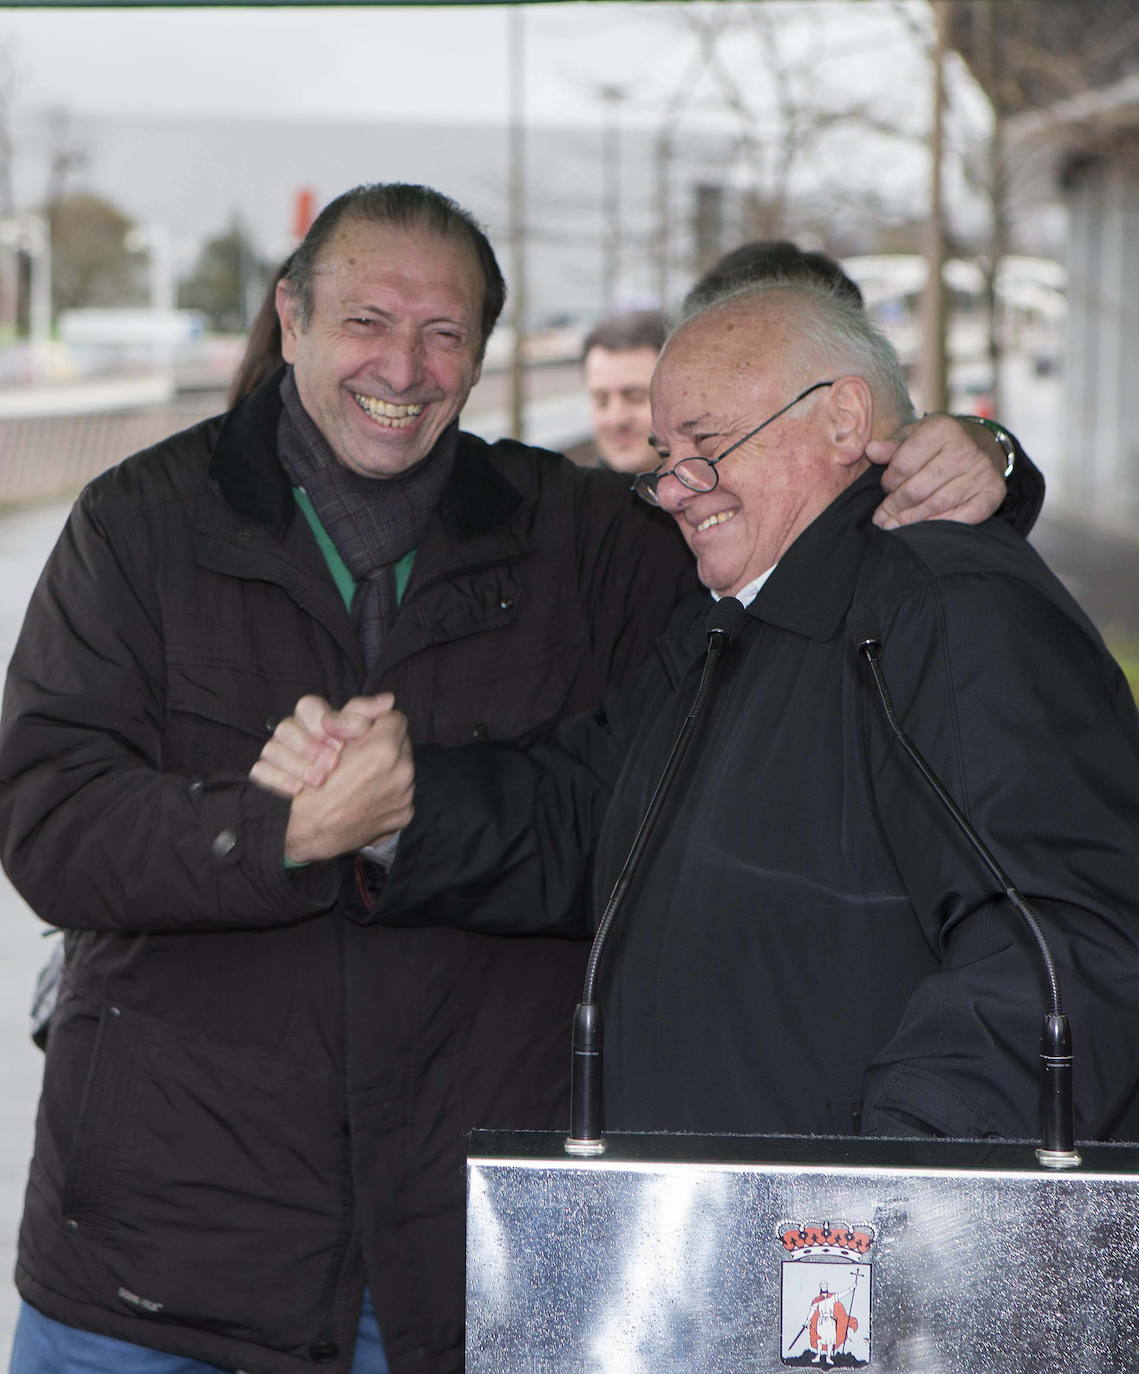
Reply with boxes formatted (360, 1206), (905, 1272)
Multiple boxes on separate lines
(271, 279), (1139, 1147)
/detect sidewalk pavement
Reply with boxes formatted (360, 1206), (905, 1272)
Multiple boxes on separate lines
(1032, 513), (1139, 644)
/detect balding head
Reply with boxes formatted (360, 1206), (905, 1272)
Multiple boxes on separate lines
(646, 284), (914, 595)
(663, 280), (914, 438)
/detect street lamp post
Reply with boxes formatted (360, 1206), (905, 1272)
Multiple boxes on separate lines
(654, 130), (671, 308)
(507, 7), (527, 443)
(920, 1), (949, 414)
(600, 84), (626, 312)
(124, 224), (175, 315)
(0, 212), (53, 375)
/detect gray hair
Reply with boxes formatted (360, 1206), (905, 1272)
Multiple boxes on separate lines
(687, 279), (915, 431)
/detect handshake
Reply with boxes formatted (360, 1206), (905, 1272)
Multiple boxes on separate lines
(249, 694), (415, 865)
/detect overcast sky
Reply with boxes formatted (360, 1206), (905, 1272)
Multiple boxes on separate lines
(0, 1), (1003, 321)
(2, 2), (939, 130)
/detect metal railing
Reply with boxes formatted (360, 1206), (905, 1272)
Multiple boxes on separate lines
(0, 392), (226, 509)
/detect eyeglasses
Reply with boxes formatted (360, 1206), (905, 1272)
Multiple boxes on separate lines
(632, 380), (835, 507)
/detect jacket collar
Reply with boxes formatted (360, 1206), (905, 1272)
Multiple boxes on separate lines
(208, 368), (295, 536)
(436, 435), (524, 544)
(660, 466), (883, 677)
(209, 367), (525, 548)
(748, 465), (882, 642)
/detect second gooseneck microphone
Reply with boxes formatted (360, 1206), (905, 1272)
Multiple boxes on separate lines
(849, 606), (1081, 1170)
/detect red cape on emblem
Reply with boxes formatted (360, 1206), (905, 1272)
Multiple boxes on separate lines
(809, 1299), (858, 1351)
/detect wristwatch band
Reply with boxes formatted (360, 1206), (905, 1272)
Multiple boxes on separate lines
(955, 414), (1017, 480)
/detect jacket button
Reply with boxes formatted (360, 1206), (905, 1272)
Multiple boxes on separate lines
(211, 829), (237, 859)
(472, 723), (489, 742)
(308, 1341), (338, 1362)
(265, 715), (281, 735)
(498, 596), (514, 612)
(188, 779), (203, 796)
(237, 528), (253, 542)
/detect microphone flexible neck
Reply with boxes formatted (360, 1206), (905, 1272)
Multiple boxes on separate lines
(853, 613), (1079, 1167)
(566, 598), (745, 1154)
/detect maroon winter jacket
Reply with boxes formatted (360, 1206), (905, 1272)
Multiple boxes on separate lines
(0, 376), (695, 1374)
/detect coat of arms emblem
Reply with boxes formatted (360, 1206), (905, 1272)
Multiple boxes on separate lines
(776, 1220), (874, 1367)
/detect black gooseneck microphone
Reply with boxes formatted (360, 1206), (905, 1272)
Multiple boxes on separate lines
(848, 606), (1081, 1170)
(564, 595), (748, 1156)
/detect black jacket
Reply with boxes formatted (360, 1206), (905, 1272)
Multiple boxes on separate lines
(382, 469), (1139, 1142)
(0, 377), (695, 1374)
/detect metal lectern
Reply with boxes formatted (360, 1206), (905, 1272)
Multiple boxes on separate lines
(466, 1129), (1139, 1373)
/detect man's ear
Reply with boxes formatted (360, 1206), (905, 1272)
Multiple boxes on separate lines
(276, 279), (301, 364)
(824, 376), (874, 466)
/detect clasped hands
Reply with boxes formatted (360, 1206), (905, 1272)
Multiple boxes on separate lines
(250, 694), (414, 865)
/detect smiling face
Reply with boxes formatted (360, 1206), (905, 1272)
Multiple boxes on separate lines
(277, 216), (485, 479)
(649, 302), (861, 597)
(583, 344), (659, 473)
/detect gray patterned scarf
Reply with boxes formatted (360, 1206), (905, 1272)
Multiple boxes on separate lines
(277, 368), (456, 669)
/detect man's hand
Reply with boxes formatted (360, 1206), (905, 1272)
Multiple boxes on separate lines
(251, 693), (395, 798)
(282, 707), (414, 865)
(249, 693), (415, 864)
(867, 414), (1007, 530)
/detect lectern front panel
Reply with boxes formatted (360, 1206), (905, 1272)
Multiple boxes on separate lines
(466, 1131), (1139, 1373)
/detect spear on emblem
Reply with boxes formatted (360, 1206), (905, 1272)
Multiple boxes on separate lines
(838, 1269), (863, 1357)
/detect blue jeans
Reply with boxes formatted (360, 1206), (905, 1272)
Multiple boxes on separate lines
(9, 1289), (390, 1374)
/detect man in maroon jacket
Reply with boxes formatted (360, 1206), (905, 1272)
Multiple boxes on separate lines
(0, 182), (1027, 1374)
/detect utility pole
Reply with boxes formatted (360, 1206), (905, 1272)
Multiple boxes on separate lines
(26, 212), (51, 357)
(650, 43), (705, 314)
(980, 1), (1005, 417)
(654, 129), (671, 309)
(600, 85), (625, 312)
(507, 8), (527, 442)
(920, 0), (949, 414)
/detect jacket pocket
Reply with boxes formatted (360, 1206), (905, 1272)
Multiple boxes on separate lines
(61, 1005), (139, 1231)
(165, 662), (315, 775)
(58, 1001), (345, 1351)
(418, 630), (584, 746)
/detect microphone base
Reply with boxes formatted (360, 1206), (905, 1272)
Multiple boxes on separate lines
(1035, 1145), (1082, 1170)
(564, 1135), (607, 1157)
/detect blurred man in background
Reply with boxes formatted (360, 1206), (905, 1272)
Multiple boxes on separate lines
(581, 308), (667, 473)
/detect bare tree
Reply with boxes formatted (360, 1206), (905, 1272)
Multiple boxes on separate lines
(42, 105), (89, 211)
(546, 4), (941, 313)
(945, 0), (1139, 414)
(674, 2), (935, 262)
(0, 40), (21, 337)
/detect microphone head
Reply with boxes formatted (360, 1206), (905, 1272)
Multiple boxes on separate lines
(846, 605), (882, 655)
(705, 596), (747, 644)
